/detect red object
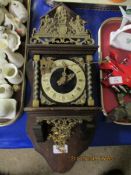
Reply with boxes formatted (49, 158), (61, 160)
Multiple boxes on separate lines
(100, 55), (131, 88)
(110, 0), (126, 2)
(99, 19), (131, 113)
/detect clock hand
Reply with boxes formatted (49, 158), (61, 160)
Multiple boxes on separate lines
(67, 73), (75, 82)
(57, 63), (68, 86)
(62, 61), (75, 83)
(57, 74), (66, 86)
(57, 73), (75, 86)
(57, 68), (67, 86)
(62, 61), (68, 68)
(57, 62), (75, 86)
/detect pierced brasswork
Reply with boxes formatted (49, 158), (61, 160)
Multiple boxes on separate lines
(30, 5), (94, 45)
(47, 118), (83, 150)
(40, 57), (56, 74)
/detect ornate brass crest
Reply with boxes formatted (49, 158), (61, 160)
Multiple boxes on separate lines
(30, 5), (94, 45)
(47, 118), (82, 150)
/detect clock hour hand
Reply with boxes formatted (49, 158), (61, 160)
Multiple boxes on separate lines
(67, 73), (75, 83)
(57, 72), (75, 86)
(57, 61), (75, 86)
(57, 66), (67, 86)
(57, 61), (68, 86)
(57, 73), (66, 86)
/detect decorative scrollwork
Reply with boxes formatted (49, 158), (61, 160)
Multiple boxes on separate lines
(30, 5), (94, 45)
(33, 55), (40, 108)
(47, 118), (82, 150)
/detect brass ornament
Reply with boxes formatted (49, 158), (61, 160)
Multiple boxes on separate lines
(33, 55), (40, 108)
(13, 85), (21, 92)
(86, 55), (95, 106)
(47, 118), (83, 149)
(40, 91), (55, 105)
(40, 57), (56, 74)
(30, 5), (94, 45)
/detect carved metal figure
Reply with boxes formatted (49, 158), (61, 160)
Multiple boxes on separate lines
(31, 5), (94, 45)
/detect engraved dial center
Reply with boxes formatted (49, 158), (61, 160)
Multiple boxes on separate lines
(51, 68), (77, 94)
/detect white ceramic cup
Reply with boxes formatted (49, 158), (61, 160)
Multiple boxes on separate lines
(2, 63), (23, 84)
(0, 100), (11, 117)
(0, 84), (13, 99)
(0, 40), (24, 68)
(0, 0), (10, 7)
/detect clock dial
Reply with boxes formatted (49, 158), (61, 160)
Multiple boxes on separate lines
(41, 59), (86, 103)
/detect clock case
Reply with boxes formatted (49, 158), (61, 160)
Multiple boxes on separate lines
(25, 2), (101, 173)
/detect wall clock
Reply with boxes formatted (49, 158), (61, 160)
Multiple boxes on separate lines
(25, 3), (101, 173)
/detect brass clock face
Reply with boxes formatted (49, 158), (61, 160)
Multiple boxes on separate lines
(41, 59), (86, 103)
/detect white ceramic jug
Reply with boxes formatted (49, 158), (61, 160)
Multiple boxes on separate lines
(0, 84), (13, 98)
(5, 47), (24, 68)
(0, 26), (21, 52)
(9, 0), (28, 23)
(2, 63), (23, 84)
(4, 13), (27, 36)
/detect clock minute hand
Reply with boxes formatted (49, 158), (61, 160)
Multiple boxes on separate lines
(57, 62), (75, 86)
(57, 66), (67, 86)
(57, 73), (75, 86)
(62, 62), (75, 83)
